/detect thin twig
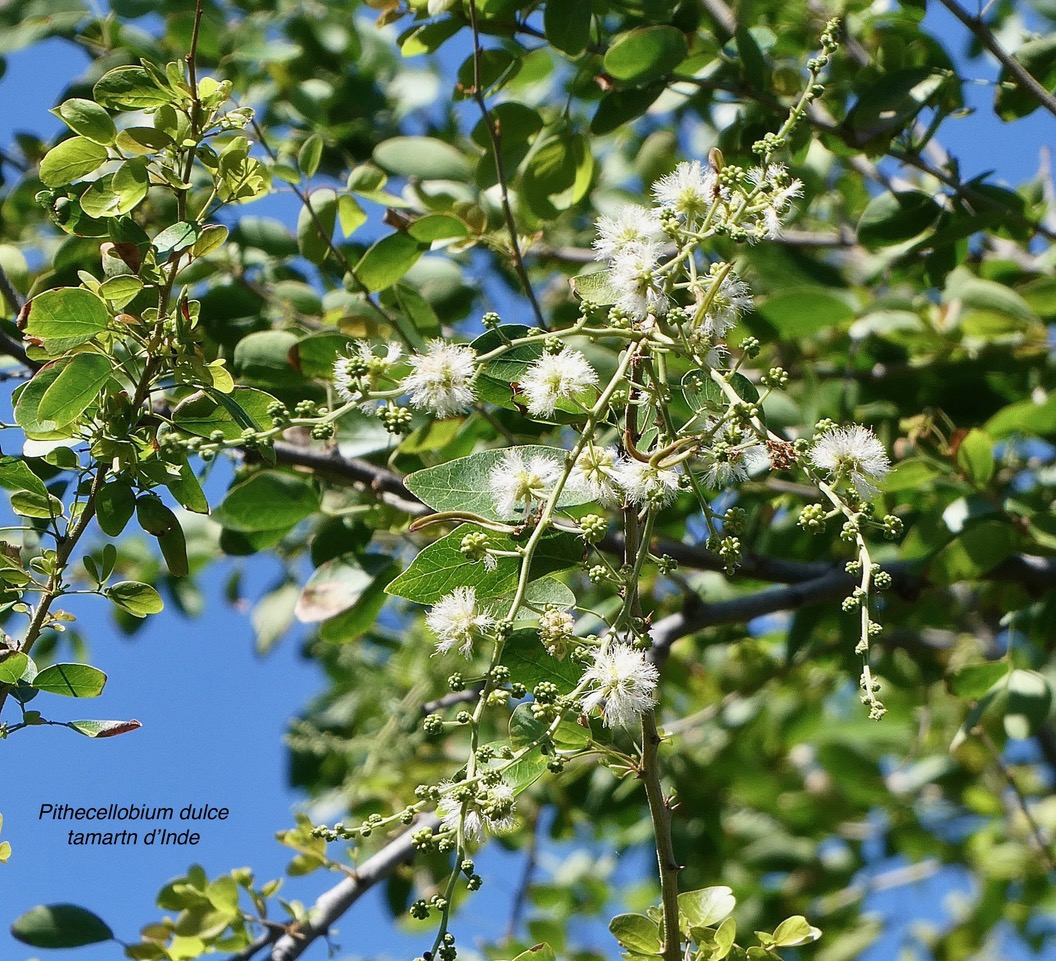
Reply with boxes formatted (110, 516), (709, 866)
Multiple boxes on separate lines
(978, 729), (1056, 872)
(466, 0), (548, 331)
(934, 0), (1056, 120)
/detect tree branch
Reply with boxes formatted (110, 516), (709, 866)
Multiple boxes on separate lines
(267, 815), (440, 961)
(934, 0), (1056, 120)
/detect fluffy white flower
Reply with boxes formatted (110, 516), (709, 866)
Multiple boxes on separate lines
(580, 644), (660, 728)
(570, 444), (621, 506)
(652, 160), (717, 219)
(520, 348), (598, 417)
(426, 586), (493, 657)
(402, 340), (477, 418)
(809, 425), (890, 499)
(698, 435), (770, 488)
(609, 243), (669, 321)
(333, 355), (360, 403)
(488, 450), (563, 519)
(747, 164), (803, 238)
(593, 204), (665, 261)
(436, 781), (515, 840)
(613, 458), (681, 508)
(696, 268), (752, 339)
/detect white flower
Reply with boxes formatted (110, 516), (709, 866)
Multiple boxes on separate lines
(698, 434), (770, 488)
(609, 243), (669, 322)
(580, 643), (659, 728)
(809, 425), (890, 499)
(593, 204), (665, 261)
(333, 355), (361, 403)
(695, 268), (752, 339)
(427, 586), (493, 657)
(613, 458), (681, 508)
(571, 444), (621, 506)
(402, 340), (477, 418)
(652, 160), (717, 220)
(488, 450), (563, 519)
(747, 164), (803, 238)
(520, 348), (598, 417)
(436, 780), (515, 841)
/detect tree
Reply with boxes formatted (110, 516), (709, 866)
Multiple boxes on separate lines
(1, 0), (1056, 959)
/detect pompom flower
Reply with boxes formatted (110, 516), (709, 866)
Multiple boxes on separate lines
(520, 348), (598, 417)
(652, 160), (717, 220)
(609, 243), (669, 322)
(334, 342), (402, 405)
(488, 450), (563, 519)
(613, 459), (681, 508)
(402, 340), (477, 418)
(580, 644), (660, 728)
(695, 268), (752, 339)
(570, 444), (621, 506)
(426, 586), (493, 657)
(436, 780), (515, 841)
(809, 425), (890, 499)
(593, 204), (665, 261)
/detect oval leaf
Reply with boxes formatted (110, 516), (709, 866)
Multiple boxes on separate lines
(33, 663), (107, 698)
(12, 904), (114, 948)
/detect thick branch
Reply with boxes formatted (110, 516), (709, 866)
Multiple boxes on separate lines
(267, 815), (440, 961)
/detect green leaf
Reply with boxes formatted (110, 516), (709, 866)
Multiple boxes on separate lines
(67, 718), (143, 738)
(845, 68), (946, 146)
(569, 268), (622, 307)
(153, 221), (198, 258)
(511, 946), (556, 961)
(373, 136), (472, 181)
(604, 26), (688, 85)
(986, 393), (1056, 439)
(158, 521), (190, 577)
(96, 481), (137, 537)
(0, 841), (9, 863)
(509, 703), (590, 751)
(591, 84), (665, 135)
(37, 353), (112, 426)
(39, 137), (109, 188)
(99, 273), (145, 309)
(610, 914), (663, 954)
(171, 387), (276, 440)
(356, 232), (426, 293)
(298, 134), (323, 178)
(948, 661), (1007, 698)
(856, 191), (943, 249)
(214, 471), (320, 533)
(995, 35), (1056, 119)
(93, 65), (170, 109)
(0, 652), (30, 684)
(386, 527), (582, 606)
(106, 581), (164, 617)
(678, 887), (736, 929)
(112, 159), (150, 214)
(407, 213), (468, 243)
(297, 188), (338, 265)
(163, 457), (210, 514)
(755, 289), (854, 338)
(232, 330), (303, 389)
(544, 0), (592, 57)
(405, 446), (591, 520)
(503, 629), (583, 693)
(21, 287), (109, 356)
(1005, 669), (1052, 740)
(771, 916), (821, 947)
(295, 554), (398, 623)
(52, 99), (117, 145)
(394, 283), (442, 346)
(956, 429), (994, 486)
(193, 223), (229, 258)
(929, 520), (1017, 585)
(521, 134), (594, 218)
(11, 904), (114, 948)
(34, 663), (107, 698)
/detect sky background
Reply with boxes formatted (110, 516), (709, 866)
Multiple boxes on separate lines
(0, 4), (1055, 961)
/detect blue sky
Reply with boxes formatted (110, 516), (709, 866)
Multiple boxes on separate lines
(0, 7), (1055, 961)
